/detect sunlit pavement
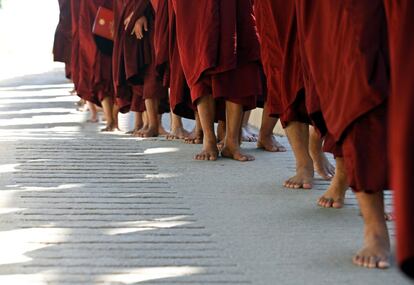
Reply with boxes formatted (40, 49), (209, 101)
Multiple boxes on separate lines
(0, 70), (411, 285)
(0, 1), (412, 284)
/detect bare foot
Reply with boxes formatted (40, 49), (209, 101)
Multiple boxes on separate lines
(257, 135), (287, 152)
(185, 128), (203, 144)
(101, 125), (116, 132)
(194, 140), (219, 161)
(158, 125), (169, 137)
(167, 126), (190, 140)
(353, 230), (391, 269)
(75, 99), (84, 106)
(318, 170), (348, 208)
(138, 126), (159, 138)
(241, 127), (258, 142)
(221, 144), (255, 162)
(312, 152), (335, 180)
(133, 125), (148, 137)
(126, 128), (140, 135)
(284, 165), (314, 189)
(87, 118), (99, 123)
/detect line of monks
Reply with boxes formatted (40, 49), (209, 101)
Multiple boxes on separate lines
(53, 0), (413, 277)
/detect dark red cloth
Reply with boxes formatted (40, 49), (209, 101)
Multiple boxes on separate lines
(113, 0), (168, 113)
(152, 0), (194, 119)
(384, 0), (414, 278)
(131, 86), (146, 112)
(342, 102), (388, 192)
(77, 0), (114, 106)
(279, 90), (311, 128)
(254, 0), (304, 121)
(113, 0), (152, 89)
(70, 0), (81, 91)
(295, 0), (390, 193)
(54, 0), (72, 79)
(295, 0), (389, 142)
(171, 0), (262, 109)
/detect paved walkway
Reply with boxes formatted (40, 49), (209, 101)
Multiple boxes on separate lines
(0, 70), (411, 284)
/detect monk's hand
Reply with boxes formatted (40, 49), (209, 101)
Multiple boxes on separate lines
(131, 16), (148, 39)
(124, 11), (134, 30)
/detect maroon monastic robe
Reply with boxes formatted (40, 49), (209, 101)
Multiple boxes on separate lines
(77, 0), (114, 106)
(113, 0), (168, 113)
(254, 1), (303, 123)
(152, 0), (194, 119)
(70, 0), (81, 92)
(171, 0), (262, 113)
(53, 0), (72, 79)
(295, 0), (389, 192)
(384, 0), (414, 278)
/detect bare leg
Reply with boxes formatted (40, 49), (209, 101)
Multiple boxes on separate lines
(167, 112), (190, 140)
(283, 122), (313, 189)
(221, 101), (255, 162)
(185, 112), (203, 144)
(217, 120), (226, 142)
(318, 157), (348, 208)
(137, 98), (159, 137)
(309, 127), (335, 179)
(257, 104), (286, 152)
(216, 120), (226, 151)
(112, 103), (119, 130)
(101, 97), (116, 132)
(353, 191), (390, 269)
(194, 95), (218, 161)
(86, 101), (98, 123)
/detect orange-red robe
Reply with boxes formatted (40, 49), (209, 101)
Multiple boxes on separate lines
(77, 0), (114, 106)
(254, 1), (305, 125)
(53, 0), (72, 79)
(295, 0), (389, 192)
(384, 0), (414, 278)
(70, 0), (81, 92)
(113, 0), (168, 113)
(171, 0), (262, 116)
(153, 0), (194, 119)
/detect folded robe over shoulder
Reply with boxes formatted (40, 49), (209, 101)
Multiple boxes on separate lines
(171, 0), (262, 110)
(384, 0), (414, 278)
(53, 0), (72, 78)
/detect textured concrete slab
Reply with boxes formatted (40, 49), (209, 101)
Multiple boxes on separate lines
(0, 70), (411, 285)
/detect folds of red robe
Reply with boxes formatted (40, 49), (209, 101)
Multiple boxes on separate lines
(384, 0), (414, 278)
(77, 0), (114, 106)
(295, 0), (390, 192)
(151, 0), (194, 119)
(70, 0), (81, 92)
(54, 0), (72, 79)
(171, 0), (262, 117)
(113, 0), (169, 114)
(254, 0), (304, 124)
